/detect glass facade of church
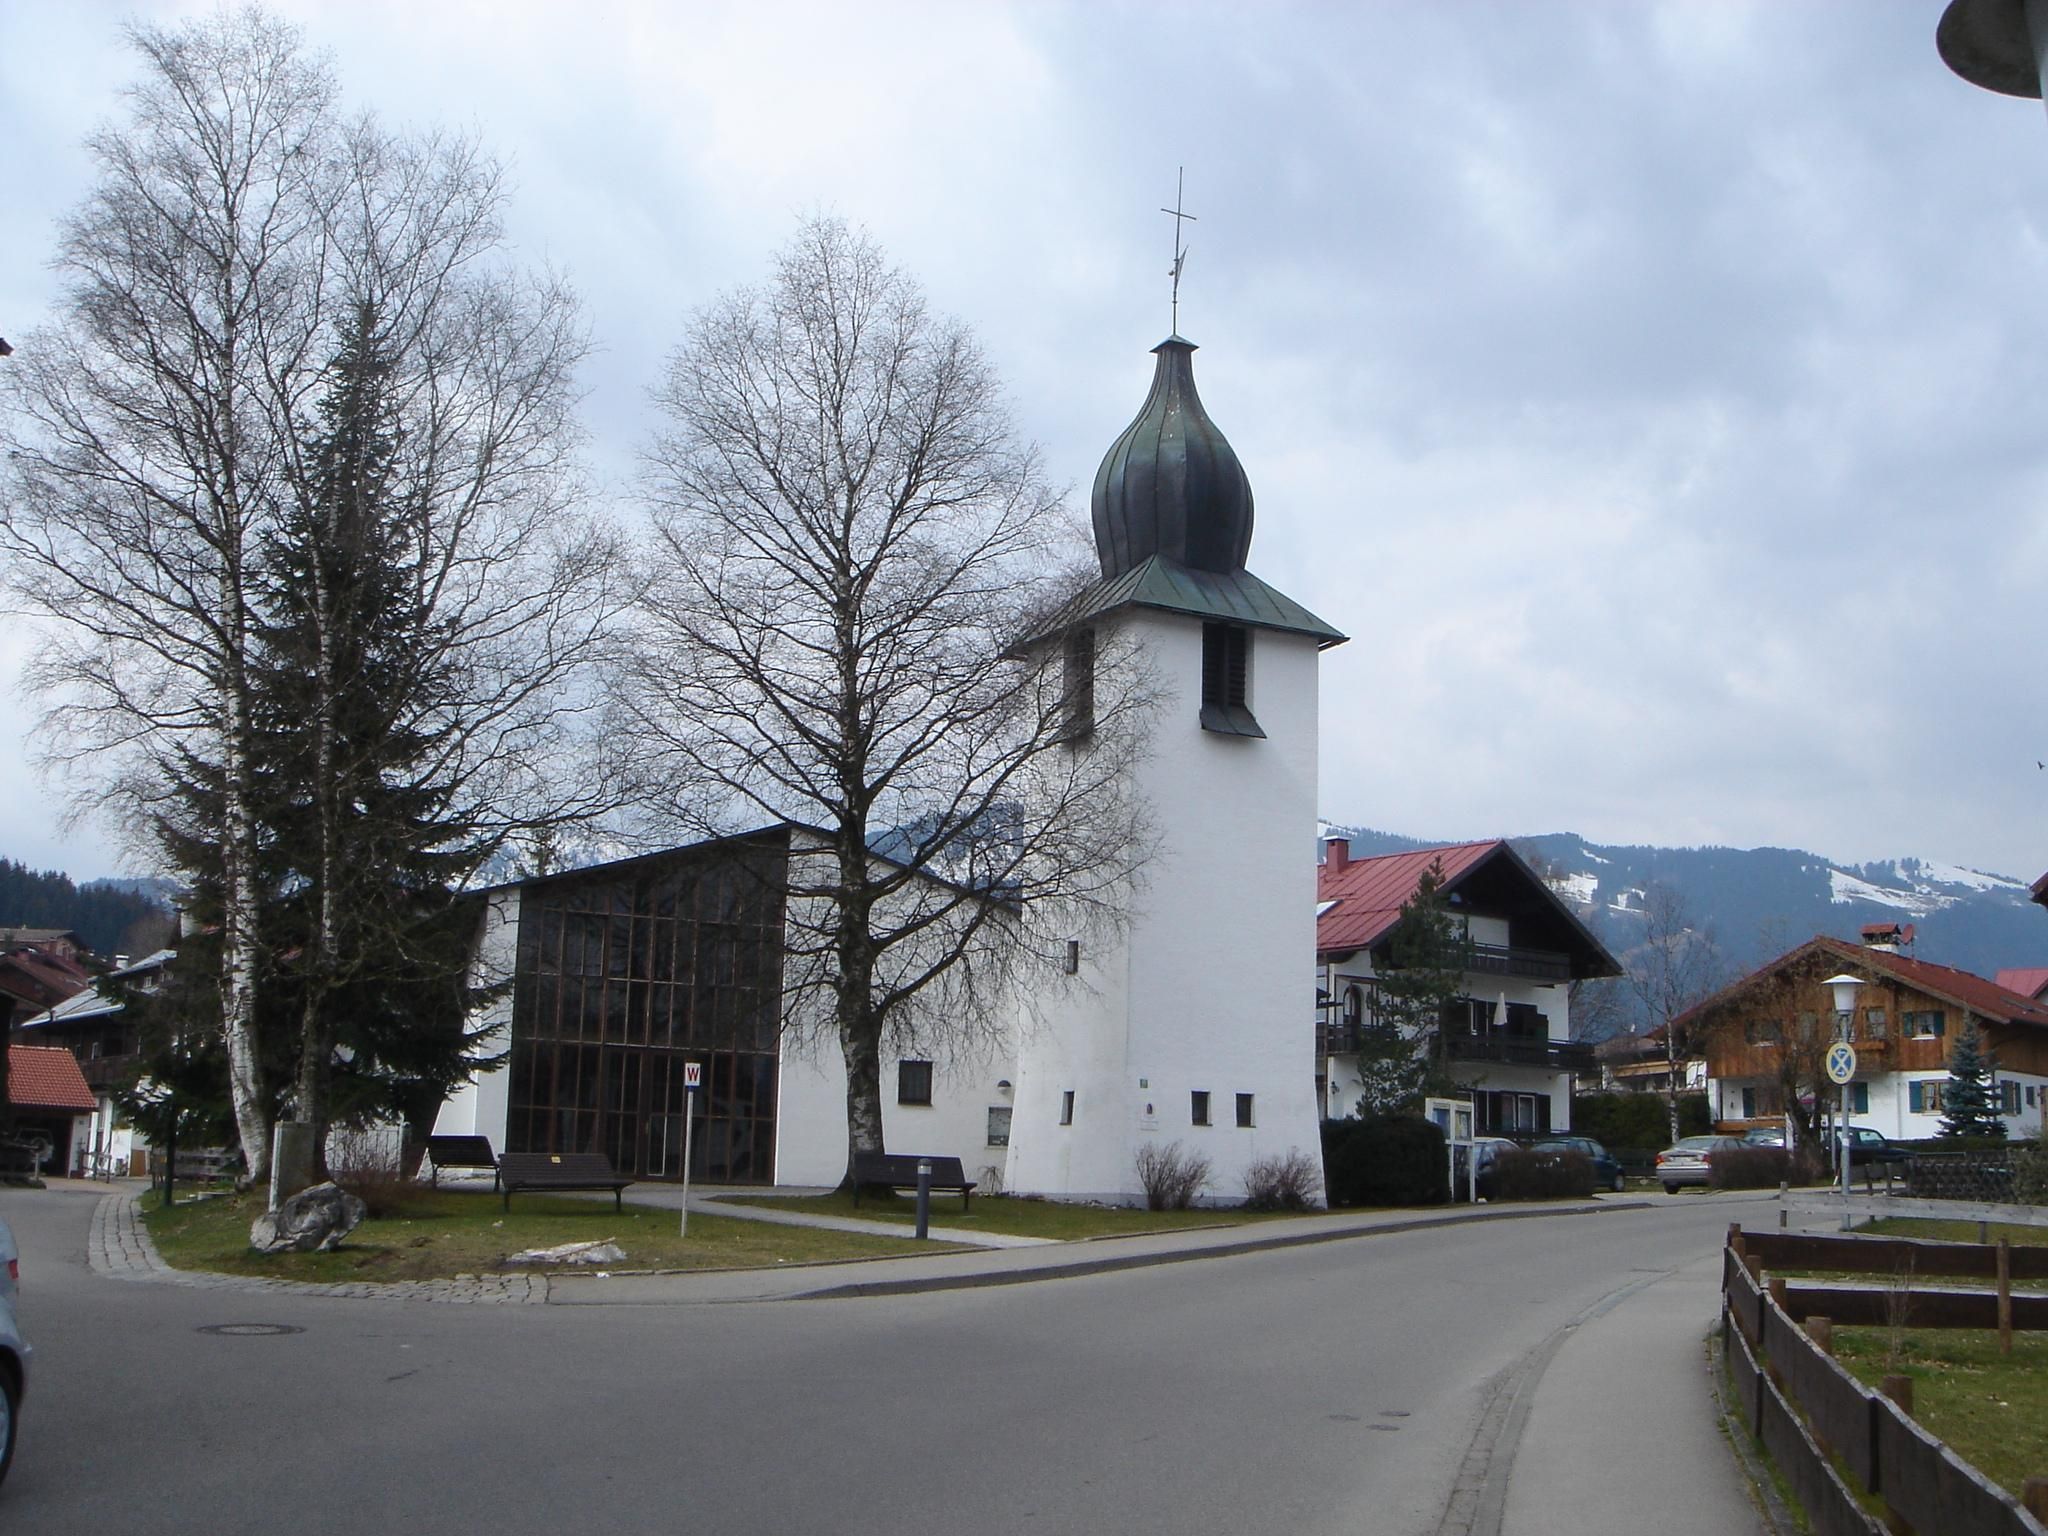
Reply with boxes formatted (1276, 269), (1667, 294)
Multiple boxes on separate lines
(506, 831), (787, 1182)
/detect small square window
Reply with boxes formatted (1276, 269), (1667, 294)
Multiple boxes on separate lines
(986, 1105), (1013, 1147)
(1191, 1090), (1211, 1127)
(1059, 1090), (1075, 1126)
(1235, 1092), (1255, 1129)
(897, 1060), (934, 1106)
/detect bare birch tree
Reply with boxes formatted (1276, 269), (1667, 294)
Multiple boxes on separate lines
(620, 218), (1155, 1184)
(1, 8), (624, 1179)
(1619, 882), (1725, 1142)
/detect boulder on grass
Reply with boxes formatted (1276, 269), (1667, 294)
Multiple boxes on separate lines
(250, 1181), (367, 1254)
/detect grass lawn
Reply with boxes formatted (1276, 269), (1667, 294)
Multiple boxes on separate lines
(716, 1190), (1316, 1240)
(138, 1186), (965, 1283)
(1832, 1327), (2048, 1502)
(1862, 1217), (2048, 1248)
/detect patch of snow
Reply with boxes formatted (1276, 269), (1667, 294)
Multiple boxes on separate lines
(1827, 869), (1946, 915)
(1547, 871), (1598, 907)
(1584, 850), (1609, 865)
(1900, 859), (2026, 894)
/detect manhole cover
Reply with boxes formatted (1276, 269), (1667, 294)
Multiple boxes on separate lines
(197, 1323), (305, 1337)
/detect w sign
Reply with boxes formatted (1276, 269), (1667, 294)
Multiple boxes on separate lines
(684, 1062), (702, 1090)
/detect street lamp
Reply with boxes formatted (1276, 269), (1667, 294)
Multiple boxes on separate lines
(1823, 972), (1864, 1228)
(1939, 0), (2048, 107)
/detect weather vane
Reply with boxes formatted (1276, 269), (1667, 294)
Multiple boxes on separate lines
(1161, 167), (1196, 335)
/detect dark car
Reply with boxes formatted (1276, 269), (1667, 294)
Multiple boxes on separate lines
(1839, 1127), (1910, 1167)
(1531, 1136), (1627, 1193)
(1451, 1137), (1520, 1200)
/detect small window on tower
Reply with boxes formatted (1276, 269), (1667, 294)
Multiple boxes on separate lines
(1061, 628), (1096, 743)
(1200, 623), (1263, 737)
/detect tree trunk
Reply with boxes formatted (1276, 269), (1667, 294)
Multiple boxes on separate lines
(219, 714), (272, 1187)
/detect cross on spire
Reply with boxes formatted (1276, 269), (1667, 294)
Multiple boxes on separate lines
(1160, 167), (1196, 335)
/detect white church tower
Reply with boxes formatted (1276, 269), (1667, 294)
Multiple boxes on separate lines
(1004, 327), (1346, 1204)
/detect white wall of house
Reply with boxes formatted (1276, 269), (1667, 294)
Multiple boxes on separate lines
(431, 889), (520, 1149)
(1712, 1067), (2047, 1141)
(1006, 610), (1327, 1205)
(1320, 954), (1575, 1129)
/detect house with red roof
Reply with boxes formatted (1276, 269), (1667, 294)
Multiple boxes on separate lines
(1687, 932), (2048, 1140)
(1315, 837), (1621, 1135)
(7, 1043), (97, 1174)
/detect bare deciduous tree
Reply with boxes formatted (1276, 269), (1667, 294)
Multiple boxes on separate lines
(1619, 882), (1725, 1142)
(1, 8), (624, 1181)
(619, 218), (1155, 1184)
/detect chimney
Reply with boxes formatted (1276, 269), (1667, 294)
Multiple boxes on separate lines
(1327, 837), (1350, 871)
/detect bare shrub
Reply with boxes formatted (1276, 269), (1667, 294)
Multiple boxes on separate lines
(1708, 1145), (1789, 1190)
(1883, 1257), (1917, 1374)
(327, 1127), (424, 1219)
(1242, 1150), (1323, 1211)
(1134, 1140), (1212, 1210)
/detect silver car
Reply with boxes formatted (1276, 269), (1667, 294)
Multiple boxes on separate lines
(0, 1216), (27, 1487)
(1654, 1135), (1745, 1194)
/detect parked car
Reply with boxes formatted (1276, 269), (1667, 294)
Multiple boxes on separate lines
(1451, 1137), (1521, 1200)
(0, 1216), (27, 1488)
(1742, 1126), (1786, 1148)
(1654, 1135), (1746, 1193)
(1838, 1127), (1911, 1168)
(1530, 1136), (1627, 1193)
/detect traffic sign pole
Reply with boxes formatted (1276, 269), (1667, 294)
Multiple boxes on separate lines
(681, 1061), (702, 1238)
(1827, 1040), (1859, 1230)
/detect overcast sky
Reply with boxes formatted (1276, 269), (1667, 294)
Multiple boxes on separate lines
(5, 1), (2047, 882)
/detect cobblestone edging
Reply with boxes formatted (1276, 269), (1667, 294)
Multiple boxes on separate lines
(88, 1189), (545, 1305)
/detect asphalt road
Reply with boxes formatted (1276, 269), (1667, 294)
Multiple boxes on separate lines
(0, 1184), (1762, 1535)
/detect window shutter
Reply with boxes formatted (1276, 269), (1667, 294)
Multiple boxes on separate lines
(1909, 1081), (1924, 1114)
(1933, 1011), (1946, 1037)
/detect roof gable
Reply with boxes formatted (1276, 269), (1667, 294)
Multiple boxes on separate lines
(1680, 935), (2048, 1031)
(1315, 838), (1620, 978)
(8, 1044), (96, 1112)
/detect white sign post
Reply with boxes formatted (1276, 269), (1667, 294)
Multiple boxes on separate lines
(1826, 1040), (1857, 1228)
(680, 1061), (702, 1238)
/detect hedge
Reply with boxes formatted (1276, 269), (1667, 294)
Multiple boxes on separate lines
(1321, 1116), (1447, 1208)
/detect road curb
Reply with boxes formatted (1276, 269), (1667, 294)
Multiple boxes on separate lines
(782, 1199), (1652, 1300)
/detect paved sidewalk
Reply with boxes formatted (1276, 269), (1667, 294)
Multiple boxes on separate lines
(85, 1181), (544, 1304)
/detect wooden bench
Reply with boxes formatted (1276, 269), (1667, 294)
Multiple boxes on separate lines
(850, 1151), (977, 1212)
(424, 1134), (500, 1191)
(497, 1151), (632, 1212)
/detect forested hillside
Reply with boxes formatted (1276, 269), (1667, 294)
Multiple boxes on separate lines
(0, 857), (175, 960)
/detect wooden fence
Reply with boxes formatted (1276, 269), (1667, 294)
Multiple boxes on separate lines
(1723, 1228), (2048, 1536)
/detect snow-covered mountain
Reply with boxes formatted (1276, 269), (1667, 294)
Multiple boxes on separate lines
(1320, 824), (2047, 987)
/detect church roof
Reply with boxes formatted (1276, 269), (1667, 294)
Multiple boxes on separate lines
(1025, 553), (1345, 649)
(1092, 336), (1253, 578)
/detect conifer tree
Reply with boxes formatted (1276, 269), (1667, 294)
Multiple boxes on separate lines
(1938, 1020), (2006, 1139)
(253, 305), (499, 1165)
(1353, 861), (1470, 1115)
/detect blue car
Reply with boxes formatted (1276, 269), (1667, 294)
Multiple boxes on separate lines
(1531, 1136), (1628, 1193)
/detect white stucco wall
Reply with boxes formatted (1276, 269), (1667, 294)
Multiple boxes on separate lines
(1006, 609), (1327, 1205)
(432, 889), (520, 1149)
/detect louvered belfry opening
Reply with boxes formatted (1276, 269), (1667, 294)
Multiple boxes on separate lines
(1199, 621), (1261, 737)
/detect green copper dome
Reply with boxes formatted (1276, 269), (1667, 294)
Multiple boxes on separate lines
(1090, 336), (1253, 579)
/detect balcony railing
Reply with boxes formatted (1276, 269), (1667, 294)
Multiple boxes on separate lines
(1441, 1032), (1594, 1072)
(1466, 944), (1573, 982)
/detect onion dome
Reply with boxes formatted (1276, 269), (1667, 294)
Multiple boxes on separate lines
(1090, 336), (1253, 579)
